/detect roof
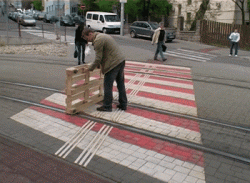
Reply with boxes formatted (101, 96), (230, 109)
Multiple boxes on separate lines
(86, 11), (117, 15)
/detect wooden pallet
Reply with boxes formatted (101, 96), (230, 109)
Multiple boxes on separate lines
(65, 64), (104, 114)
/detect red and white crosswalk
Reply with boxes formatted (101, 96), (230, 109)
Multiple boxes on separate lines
(10, 61), (206, 183)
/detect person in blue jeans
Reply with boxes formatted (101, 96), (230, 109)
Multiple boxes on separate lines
(152, 22), (167, 61)
(75, 23), (87, 65)
(229, 29), (240, 57)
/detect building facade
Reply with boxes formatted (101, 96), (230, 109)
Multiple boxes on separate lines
(0, 0), (22, 13)
(44, 0), (79, 16)
(168, 0), (250, 30)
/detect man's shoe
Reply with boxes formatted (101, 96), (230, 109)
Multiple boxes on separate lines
(97, 106), (112, 112)
(117, 104), (127, 111)
(163, 58), (167, 61)
(229, 54), (232, 56)
(235, 55), (238, 57)
(154, 58), (159, 61)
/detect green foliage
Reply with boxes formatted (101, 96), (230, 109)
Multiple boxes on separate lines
(248, 0), (250, 10)
(125, 0), (139, 15)
(124, 0), (172, 21)
(80, 0), (99, 14)
(32, 0), (43, 11)
(150, 0), (172, 16)
(98, 0), (119, 12)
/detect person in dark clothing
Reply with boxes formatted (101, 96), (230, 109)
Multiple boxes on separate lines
(75, 24), (87, 65)
(83, 28), (127, 112)
(152, 22), (167, 61)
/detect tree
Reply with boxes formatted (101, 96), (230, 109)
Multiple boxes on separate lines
(98, 0), (119, 12)
(125, 0), (140, 21)
(247, 0), (250, 24)
(80, 0), (99, 14)
(32, 0), (43, 11)
(190, 0), (210, 30)
(232, 0), (246, 25)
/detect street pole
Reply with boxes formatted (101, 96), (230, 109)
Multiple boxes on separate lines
(5, 0), (9, 45)
(120, 2), (124, 36)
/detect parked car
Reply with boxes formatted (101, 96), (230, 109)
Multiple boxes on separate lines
(86, 11), (121, 33)
(37, 12), (46, 20)
(60, 16), (75, 26)
(16, 12), (23, 22)
(33, 11), (41, 20)
(73, 15), (85, 25)
(129, 21), (176, 42)
(19, 15), (36, 26)
(50, 15), (59, 24)
(43, 13), (53, 23)
(8, 12), (13, 19)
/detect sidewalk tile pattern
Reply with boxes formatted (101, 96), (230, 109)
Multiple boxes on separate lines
(10, 61), (206, 183)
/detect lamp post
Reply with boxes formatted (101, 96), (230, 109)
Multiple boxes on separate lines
(120, 0), (127, 36)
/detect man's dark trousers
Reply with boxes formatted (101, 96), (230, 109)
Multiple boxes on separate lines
(76, 41), (86, 65)
(230, 42), (239, 55)
(103, 61), (127, 110)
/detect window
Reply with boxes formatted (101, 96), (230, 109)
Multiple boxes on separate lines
(132, 22), (138, 26)
(87, 13), (92, 19)
(187, 12), (191, 24)
(178, 4), (182, 16)
(188, 0), (192, 5)
(93, 14), (98, 20)
(216, 3), (221, 10)
(104, 15), (120, 22)
(137, 23), (143, 28)
(141, 23), (148, 28)
(100, 15), (104, 22)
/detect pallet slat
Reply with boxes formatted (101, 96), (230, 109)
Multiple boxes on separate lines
(65, 64), (104, 114)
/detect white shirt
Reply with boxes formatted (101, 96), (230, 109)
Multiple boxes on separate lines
(229, 32), (240, 42)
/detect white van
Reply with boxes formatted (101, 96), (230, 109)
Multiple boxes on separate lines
(86, 11), (121, 34)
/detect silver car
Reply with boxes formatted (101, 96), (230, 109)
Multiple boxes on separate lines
(129, 21), (176, 42)
(19, 15), (36, 26)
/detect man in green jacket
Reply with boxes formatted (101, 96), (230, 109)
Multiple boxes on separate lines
(83, 28), (127, 112)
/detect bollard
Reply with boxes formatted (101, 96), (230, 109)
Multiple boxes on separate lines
(18, 22), (21, 37)
(42, 24), (44, 38)
(65, 26), (66, 42)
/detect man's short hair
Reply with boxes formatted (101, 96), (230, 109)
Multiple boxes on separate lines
(83, 28), (94, 36)
(159, 22), (164, 27)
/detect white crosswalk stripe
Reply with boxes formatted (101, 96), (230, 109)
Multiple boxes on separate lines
(164, 48), (217, 62)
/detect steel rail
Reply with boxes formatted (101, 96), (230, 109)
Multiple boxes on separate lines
(1, 80), (249, 133)
(1, 95), (250, 165)
(0, 80), (63, 93)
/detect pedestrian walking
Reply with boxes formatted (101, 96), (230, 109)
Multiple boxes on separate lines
(83, 28), (127, 112)
(152, 22), (167, 61)
(229, 28), (240, 57)
(75, 23), (87, 65)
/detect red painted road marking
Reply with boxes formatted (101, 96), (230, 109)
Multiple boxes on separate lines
(40, 99), (199, 132)
(125, 68), (192, 79)
(113, 88), (196, 107)
(125, 72), (194, 85)
(29, 105), (204, 166)
(124, 79), (195, 94)
(125, 63), (191, 73)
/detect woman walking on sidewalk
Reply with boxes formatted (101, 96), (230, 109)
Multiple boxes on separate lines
(75, 23), (87, 65)
(152, 22), (167, 61)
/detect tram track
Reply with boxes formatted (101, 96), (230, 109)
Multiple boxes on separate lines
(1, 80), (249, 132)
(1, 56), (250, 90)
(1, 80), (250, 165)
(1, 94), (250, 165)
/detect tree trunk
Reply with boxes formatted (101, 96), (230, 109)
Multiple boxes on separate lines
(190, 0), (210, 31)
